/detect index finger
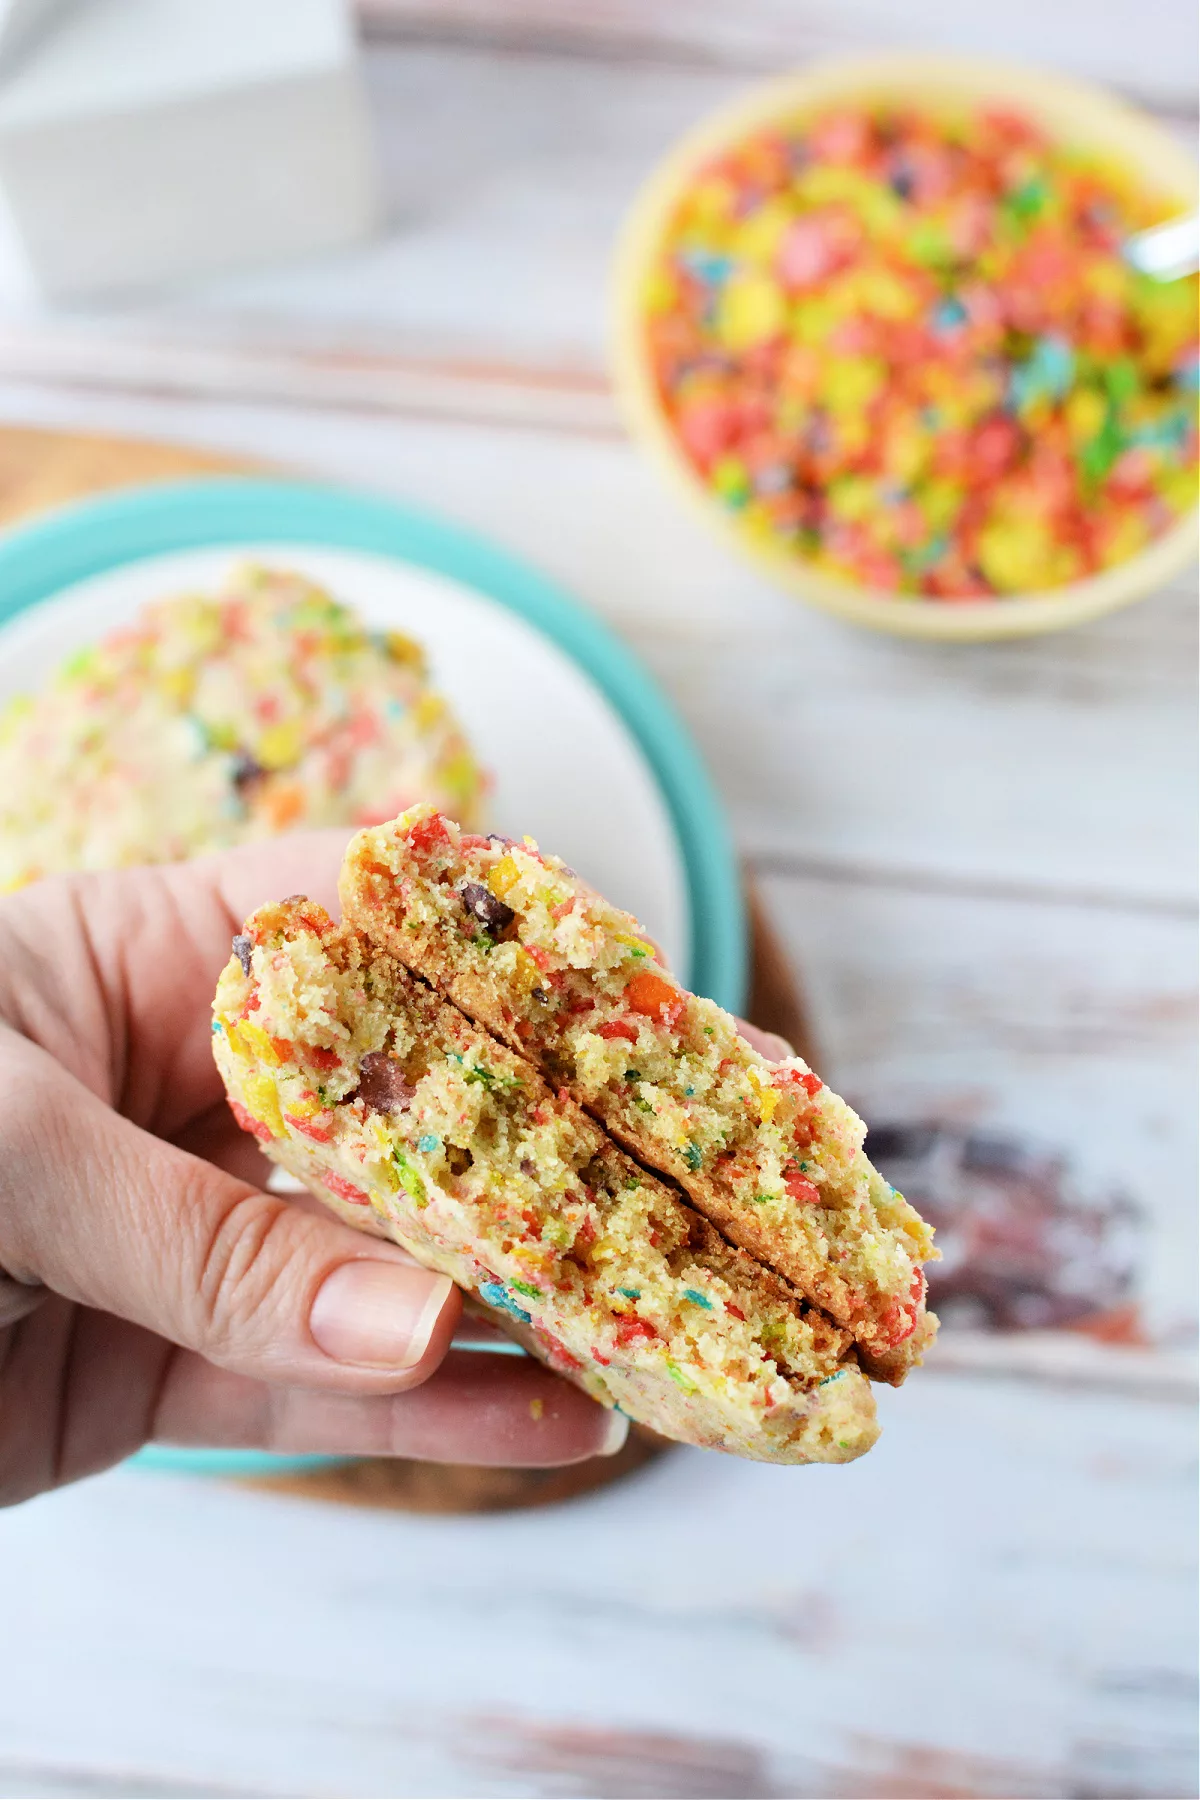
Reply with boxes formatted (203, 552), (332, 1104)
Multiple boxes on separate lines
(199, 827), (353, 934)
(0, 832), (355, 1138)
(153, 1345), (628, 1466)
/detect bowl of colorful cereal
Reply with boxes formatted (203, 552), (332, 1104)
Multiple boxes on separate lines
(612, 54), (1198, 639)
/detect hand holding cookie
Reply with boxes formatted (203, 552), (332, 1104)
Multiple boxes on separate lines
(0, 835), (624, 1506)
(214, 808), (937, 1466)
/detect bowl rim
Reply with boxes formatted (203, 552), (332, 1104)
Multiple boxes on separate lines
(611, 50), (1200, 642)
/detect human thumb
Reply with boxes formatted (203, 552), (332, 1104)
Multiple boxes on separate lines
(0, 1032), (461, 1392)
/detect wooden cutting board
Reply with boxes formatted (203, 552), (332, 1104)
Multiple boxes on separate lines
(0, 424), (237, 521)
(0, 422), (818, 1510)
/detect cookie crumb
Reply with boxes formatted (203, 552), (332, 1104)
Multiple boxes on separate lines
(529, 1397), (544, 1421)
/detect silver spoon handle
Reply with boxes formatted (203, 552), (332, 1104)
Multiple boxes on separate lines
(1124, 213), (1200, 281)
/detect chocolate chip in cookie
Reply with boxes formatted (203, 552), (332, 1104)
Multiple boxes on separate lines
(459, 881), (515, 936)
(230, 751), (265, 790)
(356, 1051), (416, 1114)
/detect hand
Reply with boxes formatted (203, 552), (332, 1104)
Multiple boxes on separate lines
(0, 836), (625, 1506)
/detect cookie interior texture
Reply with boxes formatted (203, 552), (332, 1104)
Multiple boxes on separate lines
(0, 565), (482, 892)
(213, 898), (879, 1465)
(340, 806), (938, 1382)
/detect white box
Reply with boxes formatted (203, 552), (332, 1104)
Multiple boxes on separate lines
(0, 0), (73, 72)
(0, 0), (380, 297)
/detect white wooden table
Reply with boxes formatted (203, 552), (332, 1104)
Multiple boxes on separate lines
(0, 7), (1195, 1796)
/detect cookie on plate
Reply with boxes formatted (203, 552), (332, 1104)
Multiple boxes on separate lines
(340, 807), (938, 1382)
(0, 565), (482, 890)
(213, 897), (879, 1465)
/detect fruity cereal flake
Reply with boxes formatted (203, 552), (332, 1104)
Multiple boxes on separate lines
(0, 565), (483, 890)
(642, 101), (1198, 599)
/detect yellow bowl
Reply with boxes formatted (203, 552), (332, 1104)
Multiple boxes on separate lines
(611, 52), (1199, 641)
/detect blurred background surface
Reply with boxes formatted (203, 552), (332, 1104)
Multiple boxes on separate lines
(0, 2), (1195, 1796)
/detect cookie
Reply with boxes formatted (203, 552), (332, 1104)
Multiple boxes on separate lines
(0, 565), (483, 891)
(213, 897), (879, 1465)
(341, 806), (937, 1381)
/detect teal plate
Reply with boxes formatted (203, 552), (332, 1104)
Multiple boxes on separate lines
(0, 475), (746, 1480)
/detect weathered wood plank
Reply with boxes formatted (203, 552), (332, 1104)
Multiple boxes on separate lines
(357, 0), (1200, 113)
(0, 327), (618, 436)
(0, 1765), (258, 1799)
(757, 869), (1197, 1346)
(923, 1330), (1196, 1397)
(0, 1375), (1192, 1799)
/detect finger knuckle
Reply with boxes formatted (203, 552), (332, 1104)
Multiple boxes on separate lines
(189, 1183), (300, 1361)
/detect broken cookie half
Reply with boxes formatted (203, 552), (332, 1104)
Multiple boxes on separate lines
(214, 812), (937, 1464)
(340, 807), (938, 1383)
